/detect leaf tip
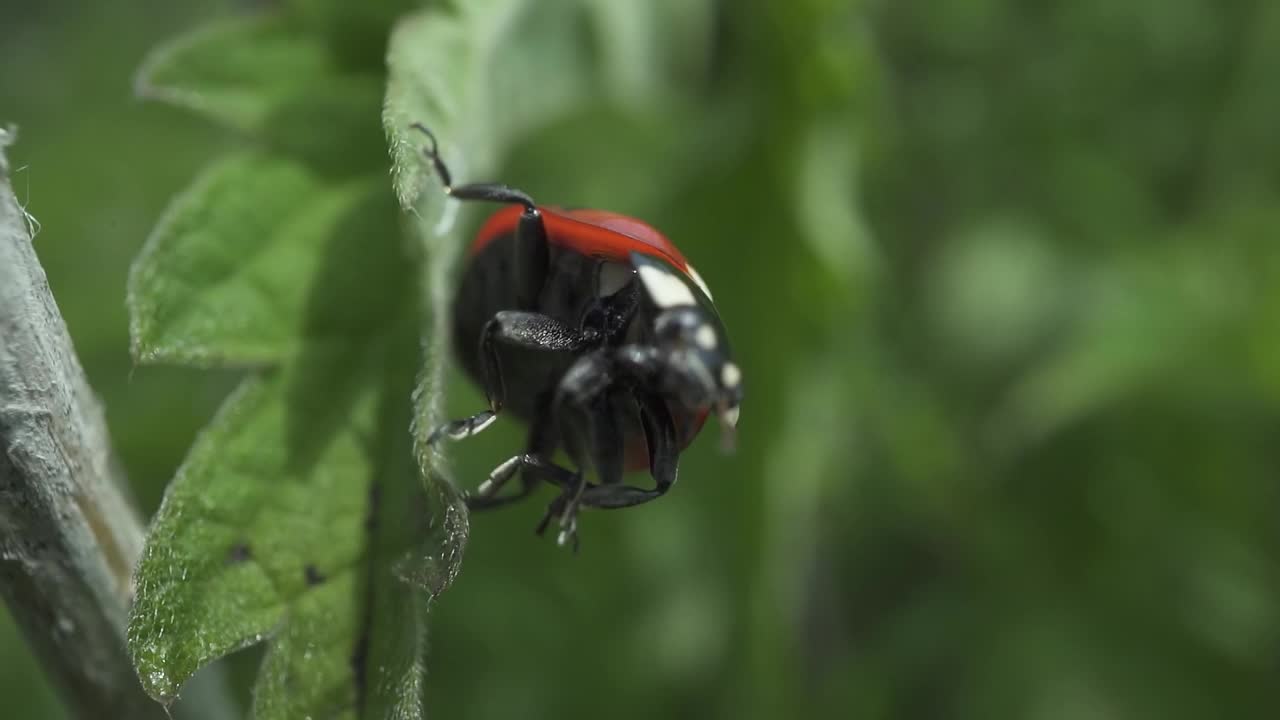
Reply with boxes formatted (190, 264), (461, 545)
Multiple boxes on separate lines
(124, 263), (163, 366)
(131, 23), (190, 107)
(132, 53), (161, 103)
(127, 621), (185, 707)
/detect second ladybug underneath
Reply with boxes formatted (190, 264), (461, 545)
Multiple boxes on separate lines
(416, 124), (743, 549)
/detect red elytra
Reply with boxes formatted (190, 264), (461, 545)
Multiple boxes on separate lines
(469, 204), (708, 470)
(473, 205), (691, 271)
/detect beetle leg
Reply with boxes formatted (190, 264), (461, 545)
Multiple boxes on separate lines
(534, 478), (586, 553)
(413, 123), (548, 307)
(612, 344), (665, 383)
(573, 389), (679, 510)
(428, 311), (596, 445)
(442, 183), (535, 209)
(512, 208), (549, 309)
(466, 453), (578, 510)
(444, 197), (548, 307)
(425, 411), (499, 445)
(553, 361), (626, 485)
(413, 122), (537, 210)
(495, 351), (616, 549)
(465, 392), (560, 513)
(538, 353), (674, 545)
(478, 311), (596, 413)
(547, 381), (627, 549)
(549, 351), (613, 486)
(555, 350), (614, 407)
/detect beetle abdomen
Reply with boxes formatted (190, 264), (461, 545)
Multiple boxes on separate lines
(452, 234), (593, 421)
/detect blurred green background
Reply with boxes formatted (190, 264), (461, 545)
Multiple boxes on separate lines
(4, 1), (1279, 718)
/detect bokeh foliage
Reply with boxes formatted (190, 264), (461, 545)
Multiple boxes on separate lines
(2, 0), (1279, 718)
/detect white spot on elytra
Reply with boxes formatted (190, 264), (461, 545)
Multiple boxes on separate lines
(637, 263), (697, 308)
(597, 262), (634, 297)
(695, 325), (717, 350)
(722, 405), (740, 428)
(686, 264), (713, 301)
(721, 362), (741, 388)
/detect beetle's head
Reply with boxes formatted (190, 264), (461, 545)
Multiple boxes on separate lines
(631, 253), (743, 449)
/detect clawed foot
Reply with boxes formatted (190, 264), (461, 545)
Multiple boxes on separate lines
(535, 480), (590, 553)
(426, 410), (498, 446)
(453, 448), (594, 552)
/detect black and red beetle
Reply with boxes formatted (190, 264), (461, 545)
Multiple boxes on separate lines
(415, 124), (742, 548)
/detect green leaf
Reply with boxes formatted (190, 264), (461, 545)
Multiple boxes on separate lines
(383, 0), (596, 211)
(127, 163), (436, 717)
(128, 153), (381, 366)
(135, 13), (385, 171)
(129, 311), (428, 717)
(127, 1), (512, 714)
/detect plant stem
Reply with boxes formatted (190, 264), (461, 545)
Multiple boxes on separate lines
(0, 128), (233, 719)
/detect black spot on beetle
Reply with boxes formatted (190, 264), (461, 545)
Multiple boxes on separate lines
(304, 564), (325, 586)
(227, 543), (252, 564)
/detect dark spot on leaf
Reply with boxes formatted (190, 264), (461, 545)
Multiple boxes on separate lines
(364, 481), (382, 532)
(351, 626), (370, 711)
(304, 564), (325, 586)
(353, 480), (379, 712)
(227, 543), (252, 564)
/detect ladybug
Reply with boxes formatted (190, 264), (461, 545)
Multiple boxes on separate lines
(414, 124), (743, 549)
